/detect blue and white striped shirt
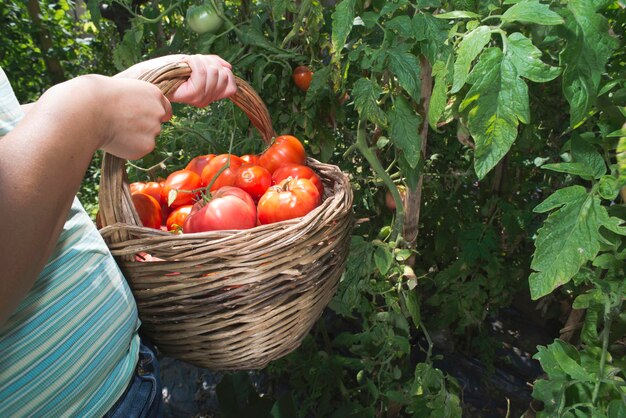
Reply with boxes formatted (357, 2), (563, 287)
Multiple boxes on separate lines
(0, 67), (141, 417)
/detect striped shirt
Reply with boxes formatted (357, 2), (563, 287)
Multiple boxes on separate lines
(0, 68), (141, 417)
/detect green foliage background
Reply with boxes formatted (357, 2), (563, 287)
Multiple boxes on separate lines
(1, 0), (625, 417)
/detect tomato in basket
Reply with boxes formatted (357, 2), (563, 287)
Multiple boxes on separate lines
(166, 204), (193, 231)
(240, 154), (260, 165)
(257, 177), (321, 225)
(185, 154), (215, 176)
(272, 163), (324, 196)
(259, 135), (306, 174)
(200, 154), (244, 191)
(131, 192), (163, 229)
(234, 164), (272, 202)
(183, 186), (257, 232)
(161, 169), (202, 208)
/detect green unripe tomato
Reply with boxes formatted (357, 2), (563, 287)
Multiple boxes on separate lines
(186, 4), (223, 34)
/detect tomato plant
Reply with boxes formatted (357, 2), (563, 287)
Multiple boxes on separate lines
(292, 66), (313, 91)
(166, 204), (193, 231)
(259, 135), (307, 174)
(131, 192), (163, 229)
(186, 3), (222, 35)
(257, 178), (321, 225)
(272, 163), (324, 196)
(234, 164), (272, 202)
(183, 186), (257, 232)
(161, 169), (202, 208)
(200, 154), (244, 191)
(185, 154), (215, 176)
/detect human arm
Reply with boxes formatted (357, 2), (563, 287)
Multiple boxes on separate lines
(0, 75), (171, 325)
(0, 55), (237, 326)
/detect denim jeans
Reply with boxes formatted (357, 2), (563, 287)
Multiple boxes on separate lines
(103, 336), (163, 418)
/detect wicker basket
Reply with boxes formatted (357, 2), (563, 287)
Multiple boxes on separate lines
(97, 62), (354, 370)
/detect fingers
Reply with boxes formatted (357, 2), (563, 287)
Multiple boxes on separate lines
(168, 54), (237, 107)
(159, 92), (173, 123)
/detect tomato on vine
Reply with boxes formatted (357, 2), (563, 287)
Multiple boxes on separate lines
(186, 3), (223, 34)
(292, 66), (313, 91)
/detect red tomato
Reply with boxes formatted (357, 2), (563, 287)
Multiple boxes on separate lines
(272, 163), (324, 196)
(241, 154), (260, 165)
(234, 164), (272, 202)
(185, 154), (215, 176)
(142, 181), (163, 204)
(200, 154), (244, 191)
(292, 66), (313, 91)
(130, 182), (146, 194)
(183, 186), (257, 232)
(131, 192), (163, 229)
(257, 178), (321, 225)
(385, 185), (407, 211)
(259, 135), (307, 174)
(161, 169), (202, 208)
(166, 204), (193, 231)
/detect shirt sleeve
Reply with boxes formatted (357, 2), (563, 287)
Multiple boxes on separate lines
(0, 67), (25, 138)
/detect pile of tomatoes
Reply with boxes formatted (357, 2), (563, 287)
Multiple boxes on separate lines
(127, 135), (324, 233)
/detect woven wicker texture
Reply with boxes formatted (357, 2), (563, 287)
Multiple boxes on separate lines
(98, 62), (354, 370)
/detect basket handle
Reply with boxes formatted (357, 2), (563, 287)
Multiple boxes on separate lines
(98, 61), (276, 242)
(139, 61), (276, 144)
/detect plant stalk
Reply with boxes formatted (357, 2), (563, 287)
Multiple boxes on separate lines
(355, 119), (405, 239)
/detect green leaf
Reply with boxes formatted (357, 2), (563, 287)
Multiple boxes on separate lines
(548, 340), (593, 382)
(608, 400), (626, 418)
(380, 0), (409, 16)
(389, 96), (422, 168)
(607, 126), (626, 138)
(506, 32), (561, 83)
(529, 186), (626, 299)
(560, 1), (618, 126)
(86, 0), (101, 25)
(501, 0), (564, 26)
(451, 26), (492, 93)
(428, 60), (449, 128)
(331, 0), (357, 58)
(352, 78), (388, 126)
(541, 162), (596, 178)
(387, 47), (421, 100)
(598, 175), (619, 200)
(374, 245), (393, 275)
(571, 135), (606, 179)
(403, 289), (421, 328)
(435, 11), (480, 19)
(305, 66), (331, 107)
(412, 13), (450, 63)
(618, 137), (626, 185)
(460, 48), (529, 179)
(386, 15), (413, 38)
(272, 0), (289, 19)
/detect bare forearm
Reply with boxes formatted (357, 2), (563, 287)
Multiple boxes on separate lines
(0, 89), (102, 324)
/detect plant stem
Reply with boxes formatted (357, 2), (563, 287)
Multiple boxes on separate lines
(419, 320), (433, 363)
(355, 119), (405, 239)
(592, 296), (614, 403)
